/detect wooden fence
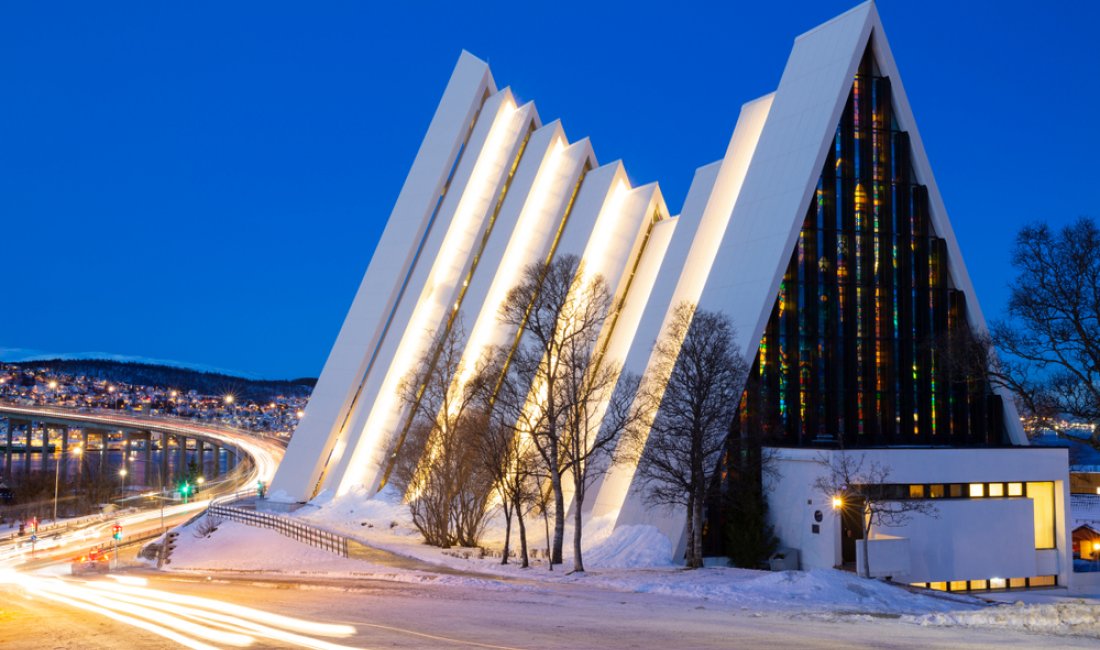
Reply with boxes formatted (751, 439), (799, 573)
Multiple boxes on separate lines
(206, 503), (349, 558)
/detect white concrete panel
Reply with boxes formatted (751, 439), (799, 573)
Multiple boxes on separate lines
(328, 90), (534, 497)
(766, 447), (1070, 583)
(595, 93), (775, 538)
(695, 2), (874, 372)
(591, 161), (723, 527)
(559, 183), (670, 513)
(458, 125), (596, 372)
(887, 499), (1036, 583)
(551, 163), (624, 260)
(270, 51), (495, 502)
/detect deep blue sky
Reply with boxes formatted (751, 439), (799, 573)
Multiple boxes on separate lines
(1, 1), (1096, 379)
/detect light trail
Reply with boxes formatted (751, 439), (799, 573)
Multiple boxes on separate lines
(1, 569), (362, 650)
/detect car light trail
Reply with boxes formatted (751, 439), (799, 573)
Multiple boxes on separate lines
(1, 569), (360, 650)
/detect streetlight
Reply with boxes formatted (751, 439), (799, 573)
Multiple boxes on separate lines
(53, 446), (82, 523)
(832, 496), (844, 510)
(119, 467), (128, 499)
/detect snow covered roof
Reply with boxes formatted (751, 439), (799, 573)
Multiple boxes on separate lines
(1070, 493), (1100, 526)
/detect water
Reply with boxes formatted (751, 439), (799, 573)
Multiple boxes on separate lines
(0, 448), (231, 490)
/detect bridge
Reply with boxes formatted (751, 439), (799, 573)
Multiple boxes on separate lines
(0, 401), (284, 491)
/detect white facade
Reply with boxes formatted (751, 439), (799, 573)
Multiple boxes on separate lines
(767, 447), (1071, 588)
(270, 2), (1070, 589)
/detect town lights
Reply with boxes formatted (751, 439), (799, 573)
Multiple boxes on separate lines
(223, 394), (235, 405)
(48, 380), (58, 389)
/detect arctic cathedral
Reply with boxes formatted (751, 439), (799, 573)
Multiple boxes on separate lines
(272, 2), (1072, 590)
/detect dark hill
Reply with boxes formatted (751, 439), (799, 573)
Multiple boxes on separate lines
(5, 358), (315, 403)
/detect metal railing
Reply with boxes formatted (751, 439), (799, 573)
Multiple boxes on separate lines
(206, 503), (348, 558)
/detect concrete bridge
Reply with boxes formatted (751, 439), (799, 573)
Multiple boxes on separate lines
(0, 401), (285, 490)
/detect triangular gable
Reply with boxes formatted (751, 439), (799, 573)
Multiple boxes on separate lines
(696, 1), (1024, 444)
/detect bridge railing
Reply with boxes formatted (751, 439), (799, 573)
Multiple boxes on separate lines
(205, 503), (348, 558)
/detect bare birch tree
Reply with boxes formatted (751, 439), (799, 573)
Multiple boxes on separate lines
(496, 254), (633, 570)
(625, 303), (747, 568)
(391, 318), (494, 548)
(473, 365), (541, 567)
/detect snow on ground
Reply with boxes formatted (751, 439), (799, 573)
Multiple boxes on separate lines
(909, 601), (1100, 638)
(288, 491), (978, 615)
(173, 510), (968, 615)
(170, 492), (1100, 639)
(169, 517), (372, 574)
(166, 515), (529, 591)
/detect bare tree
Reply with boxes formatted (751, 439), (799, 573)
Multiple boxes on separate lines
(391, 318), (494, 548)
(813, 453), (937, 578)
(472, 366), (541, 567)
(624, 303), (748, 568)
(496, 254), (634, 571)
(990, 218), (1100, 442)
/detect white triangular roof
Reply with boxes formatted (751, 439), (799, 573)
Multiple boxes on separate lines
(695, 1), (1025, 444)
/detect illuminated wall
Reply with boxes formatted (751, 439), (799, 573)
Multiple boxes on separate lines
(733, 45), (1007, 449)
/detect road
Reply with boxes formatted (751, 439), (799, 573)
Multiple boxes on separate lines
(0, 568), (1089, 650)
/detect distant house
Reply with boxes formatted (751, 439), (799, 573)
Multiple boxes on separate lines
(1073, 523), (1100, 560)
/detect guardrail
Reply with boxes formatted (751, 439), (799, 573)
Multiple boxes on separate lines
(206, 503), (348, 558)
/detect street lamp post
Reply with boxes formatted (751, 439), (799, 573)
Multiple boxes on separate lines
(53, 446), (82, 523)
(118, 467), (128, 501)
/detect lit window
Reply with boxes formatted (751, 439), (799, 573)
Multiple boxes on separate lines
(969, 483), (985, 498)
(949, 484), (963, 498)
(989, 578), (1006, 590)
(988, 483), (1004, 497)
(929, 582), (947, 591)
(1029, 575), (1056, 587)
(949, 580), (967, 592)
(1027, 482), (1056, 550)
(1009, 577), (1027, 588)
(909, 484), (925, 499)
(1007, 483), (1023, 497)
(970, 579), (987, 590)
(929, 484), (945, 498)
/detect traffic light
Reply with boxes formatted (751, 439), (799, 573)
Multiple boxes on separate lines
(111, 524), (122, 541)
(179, 481), (191, 502)
(163, 531), (179, 564)
(256, 480), (265, 498)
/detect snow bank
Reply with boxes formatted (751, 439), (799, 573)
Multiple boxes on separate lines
(910, 601), (1100, 638)
(169, 517), (368, 573)
(299, 486), (416, 537)
(584, 525), (675, 569)
(582, 568), (974, 615)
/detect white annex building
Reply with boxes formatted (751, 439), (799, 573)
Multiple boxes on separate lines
(272, 2), (1072, 591)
